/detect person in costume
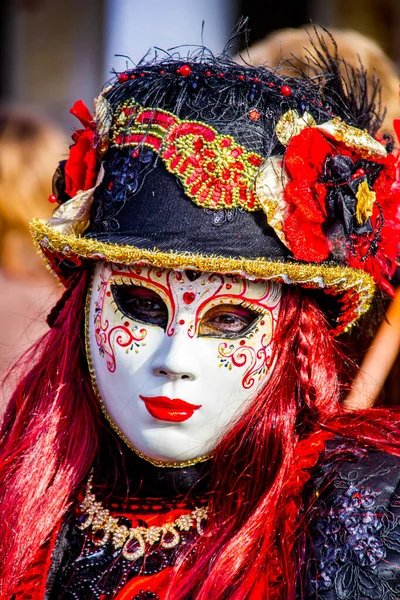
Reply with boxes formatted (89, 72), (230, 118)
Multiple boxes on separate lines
(1, 38), (400, 599)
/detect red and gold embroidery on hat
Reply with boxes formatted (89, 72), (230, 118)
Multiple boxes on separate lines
(111, 100), (263, 211)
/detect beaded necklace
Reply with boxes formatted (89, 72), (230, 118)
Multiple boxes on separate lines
(78, 475), (208, 562)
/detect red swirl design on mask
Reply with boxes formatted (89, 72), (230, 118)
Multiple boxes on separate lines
(218, 333), (275, 389)
(94, 266), (147, 373)
(111, 265), (177, 336)
(190, 275), (281, 339)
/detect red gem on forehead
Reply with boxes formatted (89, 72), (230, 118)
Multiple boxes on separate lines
(183, 292), (196, 304)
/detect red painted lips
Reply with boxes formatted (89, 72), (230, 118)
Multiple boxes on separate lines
(139, 395), (202, 422)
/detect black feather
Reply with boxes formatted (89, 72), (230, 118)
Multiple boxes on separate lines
(301, 27), (384, 135)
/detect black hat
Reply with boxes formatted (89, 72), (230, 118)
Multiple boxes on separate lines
(31, 47), (400, 334)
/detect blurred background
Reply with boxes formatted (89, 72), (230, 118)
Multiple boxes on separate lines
(0, 0), (399, 408)
(2, 0), (400, 132)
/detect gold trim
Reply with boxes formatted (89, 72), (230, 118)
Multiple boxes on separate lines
(275, 109), (387, 159)
(79, 474), (208, 560)
(32, 218), (375, 332)
(84, 271), (212, 468)
(255, 156), (289, 247)
(317, 118), (387, 160)
(275, 109), (316, 146)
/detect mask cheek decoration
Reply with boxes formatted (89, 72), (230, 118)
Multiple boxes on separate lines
(86, 262), (282, 466)
(215, 309), (276, 391)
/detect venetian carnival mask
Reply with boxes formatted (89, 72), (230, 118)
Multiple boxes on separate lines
(87, 262), (281, 465)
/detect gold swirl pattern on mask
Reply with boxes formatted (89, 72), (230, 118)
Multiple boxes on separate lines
(83, 275), (213, 468)
(32, 219), (375, 334)
(78, 474), (208, 561)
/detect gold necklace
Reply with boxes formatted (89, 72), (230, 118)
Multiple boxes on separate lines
(84, 273), (212, 469)
(78, 476), (209, 562)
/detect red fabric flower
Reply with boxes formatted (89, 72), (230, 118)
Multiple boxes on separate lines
(64, 100), (99, 198)
(283, 128), (334, 262)
(346, 153), (400, 293)
(281, 126), (400, 294)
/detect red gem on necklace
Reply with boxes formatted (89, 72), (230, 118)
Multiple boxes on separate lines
(183, 292), (196, 304)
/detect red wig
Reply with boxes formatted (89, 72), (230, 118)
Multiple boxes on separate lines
(0, 271), (102, 597)
(1, 271), (400, 599)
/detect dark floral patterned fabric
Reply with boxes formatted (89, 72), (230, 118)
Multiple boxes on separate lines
(304, 440), (400, 600)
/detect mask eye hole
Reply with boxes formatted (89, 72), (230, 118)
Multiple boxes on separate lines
(199, 304), (259, 338)
(111, 284), (168, 329)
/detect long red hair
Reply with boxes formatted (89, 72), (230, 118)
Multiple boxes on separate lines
(1, 270), (400, 599)
(0, 271), (101, 597)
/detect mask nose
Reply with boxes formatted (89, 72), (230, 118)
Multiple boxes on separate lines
(151, 337), (199, 382)
(153, 367), (195, 381)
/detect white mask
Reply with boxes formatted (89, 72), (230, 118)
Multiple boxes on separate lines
(87, 262), (281, 465)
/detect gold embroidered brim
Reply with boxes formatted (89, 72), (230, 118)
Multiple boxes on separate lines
(30, 218), (375, 333)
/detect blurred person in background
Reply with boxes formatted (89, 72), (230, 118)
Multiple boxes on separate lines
(238, 27), (400, 409)
(0, 109), (65, 411)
